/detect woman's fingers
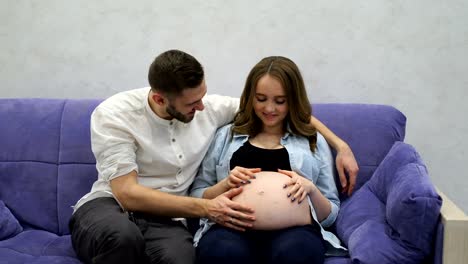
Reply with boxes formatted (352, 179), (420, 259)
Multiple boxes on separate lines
(236, 167), (260, 180)
(284, 177), (309, 203)
(298, 190), (307, 204)
(292, 183), (304, 201)
(288, 181), (303, 202)
(229, 167), (260, 186)
(278, 169), (294, 178)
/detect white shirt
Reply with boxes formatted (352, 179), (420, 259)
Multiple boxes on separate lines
(73, 87), (239, 212)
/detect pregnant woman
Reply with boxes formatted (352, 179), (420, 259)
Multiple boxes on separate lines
(190, 56), (346, 264)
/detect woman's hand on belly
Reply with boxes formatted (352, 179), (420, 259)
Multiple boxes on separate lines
(231, 171), (312, 230)
(223, 166), (261, 189)
(278, 169), (318, 204)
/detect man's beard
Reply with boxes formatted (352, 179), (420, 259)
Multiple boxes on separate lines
(166, 104), (194, 123)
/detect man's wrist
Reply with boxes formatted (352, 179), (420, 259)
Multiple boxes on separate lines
(197, 198), (210, 218)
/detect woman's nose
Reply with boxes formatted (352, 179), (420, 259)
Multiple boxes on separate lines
(265, 102), (275, 112)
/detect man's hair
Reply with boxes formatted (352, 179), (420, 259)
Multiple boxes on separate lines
(232, 56), (317, 151)
(148, 50), (204, 97)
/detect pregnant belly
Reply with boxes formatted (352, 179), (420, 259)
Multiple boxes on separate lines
(232, 171), (312, 230)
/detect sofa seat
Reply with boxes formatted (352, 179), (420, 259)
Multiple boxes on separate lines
(0, 230), (79, 264)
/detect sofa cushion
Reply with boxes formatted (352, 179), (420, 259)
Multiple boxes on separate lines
(0, 200), (22, 240)
(367, 142), (422, 202)
(0, 248), (34, 264)
(335, 185), (385, 243)
(56, 99), (101, 235)
(337, 142), (441, 262)
(0, 230), (77, 258)
(369, 142), (441, 255)
(0, 163), (59, 233)
(0, 249), (81, 264)
(386, 163), (441, 254)
(0, 99), (65, 233)
(348, 220), (426, 264)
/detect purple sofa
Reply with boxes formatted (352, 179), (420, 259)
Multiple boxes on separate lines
(0, 99), (444, 263)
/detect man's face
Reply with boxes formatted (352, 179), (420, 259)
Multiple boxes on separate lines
(166, 80), (207, 123)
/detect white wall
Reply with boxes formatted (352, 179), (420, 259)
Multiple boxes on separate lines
(1, 0), (467, 212)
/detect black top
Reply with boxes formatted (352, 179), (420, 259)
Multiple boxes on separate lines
(230, 141), (292, 171)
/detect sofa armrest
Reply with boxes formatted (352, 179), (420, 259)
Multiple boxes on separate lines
(437, 188), (468, 264)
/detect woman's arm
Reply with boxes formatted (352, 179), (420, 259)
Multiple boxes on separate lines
(310, 116), (359, 195)
(190, 127), (229, 199)
(313, 133), (341, 227)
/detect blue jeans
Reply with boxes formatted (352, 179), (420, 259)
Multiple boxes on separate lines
(196, 224), (326, 264)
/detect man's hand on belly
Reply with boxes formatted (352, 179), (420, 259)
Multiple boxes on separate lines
(204, 187), (256, 231)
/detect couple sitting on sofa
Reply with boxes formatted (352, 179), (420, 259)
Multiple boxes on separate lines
(69, 50), (358, 264)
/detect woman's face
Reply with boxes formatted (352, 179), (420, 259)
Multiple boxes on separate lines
(253, 74), (289, 131)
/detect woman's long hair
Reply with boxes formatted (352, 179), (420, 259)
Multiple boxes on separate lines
(232, 56), (317, 151)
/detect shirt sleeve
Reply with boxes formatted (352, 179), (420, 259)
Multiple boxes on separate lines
(90, 107), (138, 181)
(315, 133), (341, 227)
(190, 125), (231, 198)
(204, 95), (239, 127)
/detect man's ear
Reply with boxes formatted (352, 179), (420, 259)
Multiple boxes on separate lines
(152, 92), (166, 106)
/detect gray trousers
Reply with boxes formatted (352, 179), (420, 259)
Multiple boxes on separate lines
(69, 197), (195, 264)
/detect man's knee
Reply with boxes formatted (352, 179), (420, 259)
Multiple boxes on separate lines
(107, 223), (145, 250)
(91, 223), (147, 264)
(73, 216), (146, 263)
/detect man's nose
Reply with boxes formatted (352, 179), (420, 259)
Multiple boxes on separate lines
(194, 101), (205, 111)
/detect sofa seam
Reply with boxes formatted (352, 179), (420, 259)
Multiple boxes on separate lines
(56, 100), (66, 236)
(0, 160), (59, 165)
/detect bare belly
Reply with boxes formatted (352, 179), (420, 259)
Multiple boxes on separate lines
(232, 171), (312, 230)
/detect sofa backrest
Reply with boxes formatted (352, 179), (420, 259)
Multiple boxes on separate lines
(0, 99), (101, 235)
(313, 103), (407, 196)
(0, 99), (406, 235)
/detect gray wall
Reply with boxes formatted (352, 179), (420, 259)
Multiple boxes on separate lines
(2, 0), (467, 213)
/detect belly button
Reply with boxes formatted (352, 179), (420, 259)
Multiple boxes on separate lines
(257, 191), (265, 195)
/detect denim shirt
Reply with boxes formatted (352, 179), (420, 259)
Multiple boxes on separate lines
(190, 124), (347, 255)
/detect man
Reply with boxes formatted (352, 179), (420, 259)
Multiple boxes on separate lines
(69, 50), (358, 264)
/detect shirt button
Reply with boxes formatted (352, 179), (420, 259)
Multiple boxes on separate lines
(172, 138), (176, 142)
(169, 121), (173, 125)
(178, 155), (183, 159)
